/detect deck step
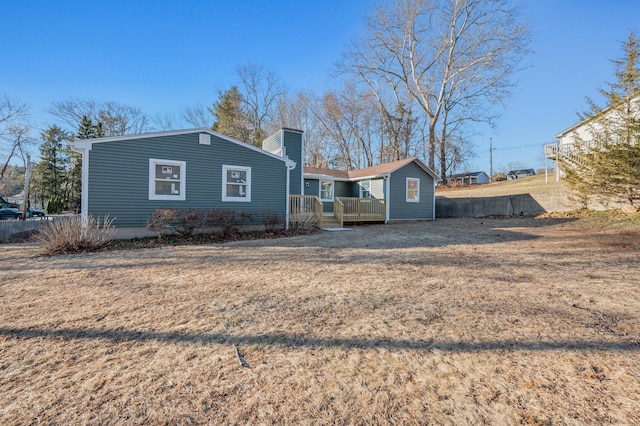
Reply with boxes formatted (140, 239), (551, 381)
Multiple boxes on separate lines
(320, 217), (343, 228)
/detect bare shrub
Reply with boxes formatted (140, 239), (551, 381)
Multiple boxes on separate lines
(261, 210), (285, 233)
(289, 213), (318, 234)
(206, 209), (253, 238)
(34, 215), (115, 255)
(146, 209), (206, 237)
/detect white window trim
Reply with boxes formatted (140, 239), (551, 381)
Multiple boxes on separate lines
(406, 177), (420, 203)
(319, 179), (334, 202)
(149, 158), (186, 201)
(222, 165), (251, 202)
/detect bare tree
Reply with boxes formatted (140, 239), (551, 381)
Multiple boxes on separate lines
(236, 64), (287, 146)
(181, 105), (212, 128)
(1, 95), (32, 181)
(270, 91), (331, 167)
(313, 90), (357, 169)
(48, 98), (149, 136)
(341, 0), (530, 178)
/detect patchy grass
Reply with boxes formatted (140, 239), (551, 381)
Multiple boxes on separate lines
(438, 173), (569, 198)
(1, 218), (639, 424)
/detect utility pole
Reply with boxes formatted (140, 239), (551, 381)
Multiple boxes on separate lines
(489, 137), (493, 183)
(21, 153), (31, 220)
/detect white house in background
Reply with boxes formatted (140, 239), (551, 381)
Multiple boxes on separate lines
(507, 169), (536, 180)
(448, 171), (490, 185)
(545, 93), (640, 180)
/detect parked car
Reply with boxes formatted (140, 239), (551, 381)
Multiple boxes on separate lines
(0, 208), (22, 220)
(0, 195), (19, 209)
(27, 208), (46, 217)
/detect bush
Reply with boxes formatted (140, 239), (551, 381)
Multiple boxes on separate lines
(34, 215), (115, 255)
(146, 208), (254, 238)
(206, 209), (253, 238)
(146, 208), (206, 237)
(289, 213), (318, 233)
(261, 210), (285, 233)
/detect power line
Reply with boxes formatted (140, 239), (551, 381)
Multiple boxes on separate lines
(492, 143), (549, 152)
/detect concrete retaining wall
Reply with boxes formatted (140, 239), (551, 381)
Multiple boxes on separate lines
(436, 193), (575, 218)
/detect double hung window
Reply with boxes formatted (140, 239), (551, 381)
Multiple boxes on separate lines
(222, 165), (251, 202)
(149, 159), (186, 201)
(406, 177), (420, 202)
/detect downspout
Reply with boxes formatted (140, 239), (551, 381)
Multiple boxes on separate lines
(433, 179), (436, 220)
(384, 173), (390, 223)
(285, 159), (296, 230)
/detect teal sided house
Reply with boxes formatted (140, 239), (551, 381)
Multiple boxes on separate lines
(71, 128), (302, 236)
(72, 127), (438, 234)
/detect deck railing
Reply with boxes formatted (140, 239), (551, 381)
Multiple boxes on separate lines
(290, 195), (387, 227)
(545, 141), (606, 167)
(334, 197), (344, 228)
(336, 197), (386, 222)
(289, 195), (324, 228)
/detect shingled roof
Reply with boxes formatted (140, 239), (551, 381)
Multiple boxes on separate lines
(304, 157), (439, 180)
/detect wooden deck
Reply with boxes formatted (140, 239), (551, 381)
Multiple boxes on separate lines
(289, 195), (386, 228)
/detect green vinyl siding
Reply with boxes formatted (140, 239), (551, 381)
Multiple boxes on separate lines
(388, 162), (435, 220)
(282, 129), (303, 195)
(335, 181), (350, 197)
(304, 179), (319, 197)
(87, 132), (288, 227)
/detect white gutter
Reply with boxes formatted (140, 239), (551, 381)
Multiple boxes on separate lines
(384, 173), (390, 223)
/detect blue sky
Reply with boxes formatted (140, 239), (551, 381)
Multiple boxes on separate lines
(2, 0), (639, 173)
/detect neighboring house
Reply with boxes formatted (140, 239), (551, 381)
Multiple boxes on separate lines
(448, 171), (490, 186)
(72, 127), (439, 233)
(507, 169), (536, 180)
(545, 93), (640, 179)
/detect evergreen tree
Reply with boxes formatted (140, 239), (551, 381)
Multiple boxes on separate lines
(65, 115), (104, 212)
(209, 86), (252, 144)
(564, 32), (640, 210)
(33, 125), (71, 212)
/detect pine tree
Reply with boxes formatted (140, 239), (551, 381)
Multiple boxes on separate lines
(66, 115), (106, 212)
(209, 86), (252, 144)
(34, 125), (71, 212)
(564, 32), (640, 210)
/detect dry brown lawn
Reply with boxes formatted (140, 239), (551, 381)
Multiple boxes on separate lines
(1, 217), (639, 425)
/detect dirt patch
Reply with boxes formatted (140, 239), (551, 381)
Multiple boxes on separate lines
(1, 217), (639, 424)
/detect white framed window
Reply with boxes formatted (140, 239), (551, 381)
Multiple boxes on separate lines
(222, 165), (251, 202)
(406, 177), (420, 202)
(149, 158), (186, 201)
(320, 180), (333, 201)
(360, 180), (372, 198)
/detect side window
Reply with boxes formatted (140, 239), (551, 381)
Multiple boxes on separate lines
(149, 159), (186, 201)
(222, 165), (251, 202)
(320, 180), (333, 201)
(360, 180), (372, 198)
(406, 177), (420, 202)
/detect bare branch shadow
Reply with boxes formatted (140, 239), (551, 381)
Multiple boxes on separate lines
(1, 327), (637, 352)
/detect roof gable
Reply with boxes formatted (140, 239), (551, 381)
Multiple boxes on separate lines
(556, 92), (640, 138)
(71, 128), (290, 163)
(304, 157), (440, 181)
